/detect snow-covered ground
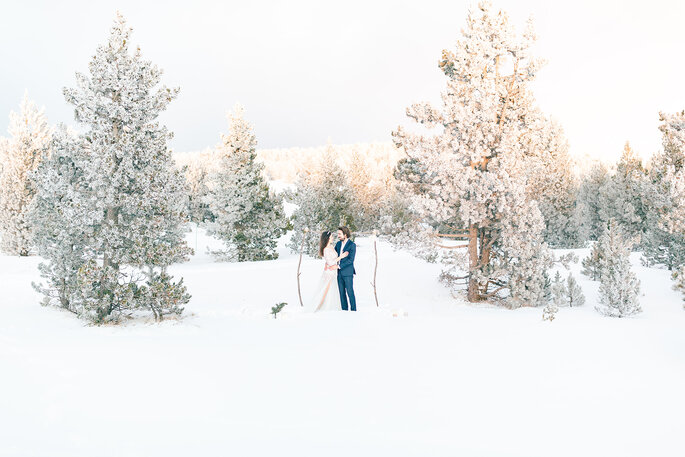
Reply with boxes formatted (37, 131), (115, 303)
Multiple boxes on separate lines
(1, 228), (684, 457)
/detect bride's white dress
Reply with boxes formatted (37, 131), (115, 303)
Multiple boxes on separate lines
(311, 246), (340, 312)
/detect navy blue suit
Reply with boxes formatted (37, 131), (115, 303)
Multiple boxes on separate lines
(335, 239), (356, 311)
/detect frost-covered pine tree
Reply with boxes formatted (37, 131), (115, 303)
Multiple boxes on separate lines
(595, 221), (641, 317)
(581, 239), (604, 281)
(577, 162), (610, 240)
(379, 185), (439, 262)
(0, 94), (52, 255)
(30, 127), (92, 311)
(550, 271), (566, 307)
(287, 144), (356, 257)
(31, 14), (191, 323)
(655, 112), (685, 304)
(204, 105), (287, 261)
(392, 1), (553, 306)
(525, 119), (587, 248)
(642, 111), (685, 270)
(347, 146), (389, 232)
(542, 290), (558, 321)
(548, 270), (585, 307)
(597, 142), (648, 245)
(565, 274), (585, 307)
(662, 168), (685, 305)
(181, 149), (216, 224)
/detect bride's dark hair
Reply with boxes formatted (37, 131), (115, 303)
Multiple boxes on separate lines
(319, 230), (331, 257)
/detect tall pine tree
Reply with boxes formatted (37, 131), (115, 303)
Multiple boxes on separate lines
(31, 14), (191, 323)
(0, 94), (52, 256)
(595, 221), (641, 318)
(597, 142), (648, 245)
(391, 1), (553, 306)
(204, 105), (288, 261)
(525, 119), (587, 248)
(577, 162), (609, 241)
(642, 111), (685, 270)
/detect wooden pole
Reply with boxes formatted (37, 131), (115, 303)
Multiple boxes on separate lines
(371, 231), (379, 307)
(467, 224), (480, 302)
(296, 228), (308, 307)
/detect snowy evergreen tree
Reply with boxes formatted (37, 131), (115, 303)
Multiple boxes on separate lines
(597, 143), (648, 245)
(671, 267), (685, 308)
(581, 240), (603, 281)
(0, 94), (52, 256)
(542, 297), (558, 321)
(565, 274), (585, 307)
(548, 270), (585, 307)
(654, 111), (685, 304)
(182, 150), (215, 224)
(347, 146), (389, 232)
(31, 14), (191, 323)
(391, 1), (553, 306)
(378, 184), (439, 262)
(642, 111), (685, 270)
(526, 119), (587, 248)
(30, 127), (92, 312)
(550, 271), (566, 307)
(577, 162), (609, 241)
(286, 145), (356, 257)
(204, 105), (287, 261)
(595, 221), (641, 318)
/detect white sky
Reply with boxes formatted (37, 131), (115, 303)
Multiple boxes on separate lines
(1, 0), (684, 163)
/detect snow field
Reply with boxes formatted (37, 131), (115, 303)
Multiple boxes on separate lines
(0, 229), (683, 456)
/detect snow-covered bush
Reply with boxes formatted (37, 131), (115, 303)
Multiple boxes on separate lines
(542, 288), (558, 321)
(671, 267), (685, 308)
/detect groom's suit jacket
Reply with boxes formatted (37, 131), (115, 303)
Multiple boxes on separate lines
(335, 239), (356, 277)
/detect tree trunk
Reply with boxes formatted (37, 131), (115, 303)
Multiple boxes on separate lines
(103, 97), (122, 271)
(467, 224), (480, 302)
(372, 236), (379, 307)
(480, 228), (491, 295)
(103, 206), (119, 269)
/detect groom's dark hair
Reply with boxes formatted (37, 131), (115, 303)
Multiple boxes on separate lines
(338, 226), (351, 239)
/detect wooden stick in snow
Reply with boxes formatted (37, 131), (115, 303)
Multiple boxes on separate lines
(296, 227), (308, 307)
(371, 230), (379, 307)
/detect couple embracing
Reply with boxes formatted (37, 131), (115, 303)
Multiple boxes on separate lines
(312, 226), (357, 312)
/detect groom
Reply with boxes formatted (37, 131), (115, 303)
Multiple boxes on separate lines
(335, 226), (357, 311)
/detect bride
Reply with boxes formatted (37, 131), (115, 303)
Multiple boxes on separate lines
(312, 230), (348, 312)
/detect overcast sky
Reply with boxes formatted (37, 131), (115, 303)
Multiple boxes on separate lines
(1, 0), (684, 162)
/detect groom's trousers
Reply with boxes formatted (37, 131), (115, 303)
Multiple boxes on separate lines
(337, 274), (356, 311)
